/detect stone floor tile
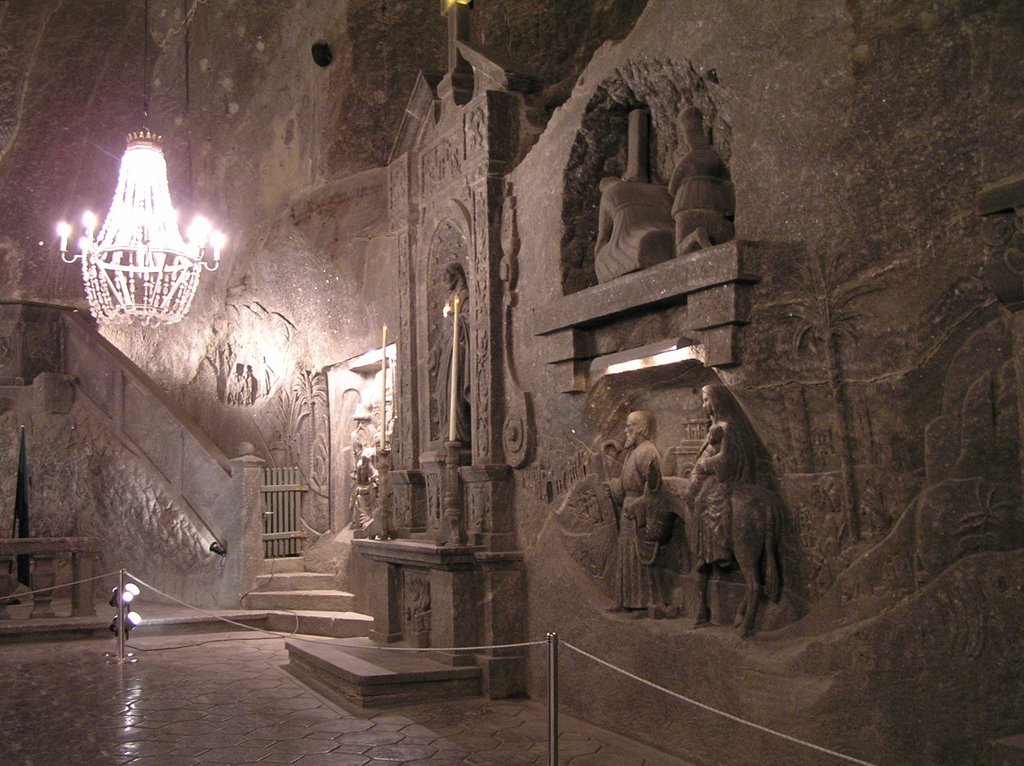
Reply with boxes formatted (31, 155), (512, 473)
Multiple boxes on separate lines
(329, 742), (374, 755)
(193, 744), (273, 762)
(265, 737), (339, 756)
(567, 752), (645, 766)
(370, 714), (416, 725)
(362, 743), (440, 761)
(334, 729), (405, 747)
(291, 753), (371, 766)
(401, 734), (444, 746)
(284, 707), (341, 723)
(110, 738), (183, 758)
(310, 717), (375, 734)
(122, 756), (195, 766)
(244, 723), (317, 740)
(158, 717), (228, 734)
(400, 723), (442, 739)
(493, 727), (542, 747)
(464, 750), (542, 766)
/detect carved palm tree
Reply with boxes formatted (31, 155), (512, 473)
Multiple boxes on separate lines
(782, 251), (882, 543)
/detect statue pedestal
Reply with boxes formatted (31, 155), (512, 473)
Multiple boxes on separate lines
(390, 469), (427, 536)
(353, 538), (525, 698)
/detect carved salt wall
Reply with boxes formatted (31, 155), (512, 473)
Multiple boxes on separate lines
(505, 0), (1024, 763)
(0, 404), (221, 605)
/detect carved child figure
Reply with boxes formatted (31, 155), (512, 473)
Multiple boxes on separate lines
(668, 106), (735, 255)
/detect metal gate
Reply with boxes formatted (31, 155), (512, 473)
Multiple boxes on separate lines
(261, 467), (308, 558)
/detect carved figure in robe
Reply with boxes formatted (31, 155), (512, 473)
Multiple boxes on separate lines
(668, 106), (735, 255)
(687, 385), (758, 570)
(227, 363), (245, 405)
(606, 410), (664, 614)
(350, 437), (379, 533)
(594, 177), (675, 284)
(684, 384), (780, 634)
(428, 261), (471, 443)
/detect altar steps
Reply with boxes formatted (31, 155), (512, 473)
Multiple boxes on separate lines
(284, 637), (482, 710)
(241, 556), (361, 614)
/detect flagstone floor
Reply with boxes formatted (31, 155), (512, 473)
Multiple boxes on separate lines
(0, 631), (693, 766)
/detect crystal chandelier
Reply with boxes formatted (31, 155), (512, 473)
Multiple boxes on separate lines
(57, 0), (224, 326)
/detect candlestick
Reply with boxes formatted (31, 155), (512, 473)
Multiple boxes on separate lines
(448, 294), (460, 442)
(381, 324), (388, 449)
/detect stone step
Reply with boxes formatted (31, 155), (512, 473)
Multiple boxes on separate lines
(242, 589), (356, 612)
(254, 572), (339, 591)
(258, 556), (306, 575)
(285, 637), (481, 710)
(265, 611), (373, 639)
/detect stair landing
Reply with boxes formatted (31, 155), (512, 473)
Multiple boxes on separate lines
(285, 637), (481, 710)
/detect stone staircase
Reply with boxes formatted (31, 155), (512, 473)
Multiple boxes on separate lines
(241, 557), (372, 638)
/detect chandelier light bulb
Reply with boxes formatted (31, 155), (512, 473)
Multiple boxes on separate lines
(187, 215), (212, 246)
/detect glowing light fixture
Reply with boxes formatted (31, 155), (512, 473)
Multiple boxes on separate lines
(57, 0), (224, 326)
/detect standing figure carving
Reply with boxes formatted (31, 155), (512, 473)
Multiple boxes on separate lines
(668, 106), (735, 255)
(351, 439), (379, 534)
(428, 261), (471, 443)
(606, 410), (664, 615)
(350, 409), (379, 534)
(685, 384), (781, 635)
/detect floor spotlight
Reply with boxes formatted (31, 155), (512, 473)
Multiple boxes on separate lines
(209, 541), (226, 556)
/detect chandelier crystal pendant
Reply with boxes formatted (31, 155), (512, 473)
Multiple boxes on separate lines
(57, 0), (224, 326)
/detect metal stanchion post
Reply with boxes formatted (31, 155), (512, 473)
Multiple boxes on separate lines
(547, 631), (559, 766)
(116, 569), (126, 662)
(106, 568), (137, 664)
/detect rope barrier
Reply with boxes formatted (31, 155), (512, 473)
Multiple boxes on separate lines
(562, 641), (878, 766)
(0, 570), (122, 601)
(289, 637), (548, 653)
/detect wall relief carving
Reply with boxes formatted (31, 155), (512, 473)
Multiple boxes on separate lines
(403, 569), (431, 647)
(561, 59), (731, 295)
(557, 370), (787, 634)
(266, 369), (331, 542)
(779, 250), (885, 544)
(204, 301), (292, 407)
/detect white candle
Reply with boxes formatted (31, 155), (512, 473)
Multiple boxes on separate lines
(448, 295), (460, 442)
(56, 222), (70, 253)
(381, 324), (388, 449)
